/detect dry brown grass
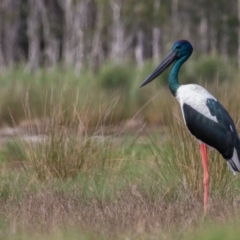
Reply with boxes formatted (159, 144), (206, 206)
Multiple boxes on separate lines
(1, 184), (240, 239)
(0, 75), (240, 239)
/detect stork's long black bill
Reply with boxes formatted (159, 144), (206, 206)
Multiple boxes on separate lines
(140, 51), (178, 87)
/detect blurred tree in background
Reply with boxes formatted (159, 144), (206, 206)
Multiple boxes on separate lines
(0, 0), (239, 71)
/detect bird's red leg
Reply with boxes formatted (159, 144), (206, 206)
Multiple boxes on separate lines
(200, 143), (209, 215)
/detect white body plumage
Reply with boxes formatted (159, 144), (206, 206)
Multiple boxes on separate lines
(175, 84), (240, 174)
(176, 84), (217, 123)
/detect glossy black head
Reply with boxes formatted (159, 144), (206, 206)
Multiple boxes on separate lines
(140, 40), (193, 87)
(172, 40), (193, 60)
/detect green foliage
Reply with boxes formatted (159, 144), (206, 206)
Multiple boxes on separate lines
(149, 107), (240, 200)
(187, 223), (240, 240)
(24, 111), (124, 181)
(4, 140), (26, 162)
(1, 63), (240, 240)
(193, 56), (235, 82)
(0, 61), (237, 128)
(164, 55), (237, 85)
(98, 63), (133, 90)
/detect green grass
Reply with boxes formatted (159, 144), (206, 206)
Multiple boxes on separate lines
(0, 56), (237, 127)
(0, 60), (239, 239)
(0, 121), (239, 240)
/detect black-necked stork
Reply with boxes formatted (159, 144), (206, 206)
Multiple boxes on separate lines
(140, 40), (240, 214)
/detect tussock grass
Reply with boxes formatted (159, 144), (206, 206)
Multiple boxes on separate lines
(151, 117), (240, 201)
(0, 63), (240, 239)
(146, 79), (240, 202)
(0, 58), (237, 128)
(20, 88), (132, 181)
(0, 177), (240, 240)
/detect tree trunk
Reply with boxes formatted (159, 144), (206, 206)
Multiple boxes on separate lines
(61, 0), (74, 67)
(220, 16), (228, 60)
(135, 30), (144, 67)
(0, 35), (4, 69)
(2, 0), (21, 66)
(61, 0), (88, 72)
(198, 15), (208, 54)
(209, 18), (217, 55)
(152, 0), (161, 62)
(90, 4), (104, 70)
(110, 0), (124, 64)
(38, 0), (59, 68)
(238, 0), (240, 68)
(26, 0), (41, 71)
(0, 5), (5, 68)
(171, 0), (179, 38)
(74, 0), (87, 73)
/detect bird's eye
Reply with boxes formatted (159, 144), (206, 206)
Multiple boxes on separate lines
(175, 46), (181, 49)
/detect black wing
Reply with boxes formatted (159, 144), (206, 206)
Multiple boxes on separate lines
(183, 98), (239, 160)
